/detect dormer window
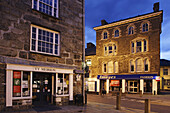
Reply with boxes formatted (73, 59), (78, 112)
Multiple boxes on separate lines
(103, 32), (108, 39)
(142, 23), (149, 32)
(114, 30), (119, 37)
(128, 26), (134, 35)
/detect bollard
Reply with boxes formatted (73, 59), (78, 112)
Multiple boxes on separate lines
(145, 99), (150, 113)
(116, 92), (121, 110)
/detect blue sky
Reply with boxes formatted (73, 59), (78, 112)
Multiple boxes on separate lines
(85, 0), (170, 60)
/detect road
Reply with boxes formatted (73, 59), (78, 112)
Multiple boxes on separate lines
(87, 94), (170, 113)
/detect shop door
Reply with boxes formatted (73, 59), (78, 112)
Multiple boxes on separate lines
(128, 80), (138, 93)
(144, 80), (152, 92)
(100, 80), (106, 94)
(32, 73), (52, 105)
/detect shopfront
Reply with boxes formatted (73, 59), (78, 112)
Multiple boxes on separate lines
(6, 64), (74, 107)
(97, 74), (158, 95)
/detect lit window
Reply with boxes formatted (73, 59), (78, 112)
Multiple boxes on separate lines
(103, 32), (108, 39)
(32, 0), (58, 17)
(130, 60), (134, 72)
(128, 27), (134, 35)
(115, 30), (119, 37)
(144, 59), (149, 71)
(86, 59), (92, 66)
(163, 69), (168, 75)
(144, 39), (147, 52)
(142, 23), (149, 32)
(114, 62), (118, 73)
(131, 42), (134, 53)
(164, 79), (170, 85)
(13, 71), (31, 97)
(31, 25), (60, 56)
(136, 41), (142, 52)
(104, 64), (107, 73)
(109, 46), (112, 54)
(57, 74), (69, 95)
(108, 61), (113, 73)
(136, 59), (142, 72)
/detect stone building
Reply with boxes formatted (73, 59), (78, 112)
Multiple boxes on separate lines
(0, 0), (85, 111)
(160, 59), (170, 90)
(85, 3), (162, 95)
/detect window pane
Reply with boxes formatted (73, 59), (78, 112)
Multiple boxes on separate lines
(136, 41), (142, 52)
(22, 72), (30, 97)
(13, 71), (21, 97)
(64, 74), (69, 94)
(163, 69), (168, 75)
(55, 34), (58, 44)
(104, 64), (107, 72)
(57, 74), (63, 95)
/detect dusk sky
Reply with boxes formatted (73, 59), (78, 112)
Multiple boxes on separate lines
(85, 0), (170, 60)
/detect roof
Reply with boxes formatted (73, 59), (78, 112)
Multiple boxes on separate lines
(85, 46), (96, 56)
(160, 59), (170, 66)
(94, 10), (163, 30)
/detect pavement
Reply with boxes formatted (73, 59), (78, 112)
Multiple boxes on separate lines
(1, 91), (170, 113)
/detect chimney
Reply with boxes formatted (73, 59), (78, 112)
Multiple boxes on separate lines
(153, 2), (159, 12)
(87, 42), (95, 49)
(101, 20), (108, 25)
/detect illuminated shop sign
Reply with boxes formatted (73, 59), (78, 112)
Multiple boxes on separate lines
(110, 80), (120, 86)
(97, 74), (157, 80)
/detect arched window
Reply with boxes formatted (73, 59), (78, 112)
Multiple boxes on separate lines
(136, 59), (142, 72)
(103, 63), (107, 73)
(114, 30), (119, 37)
(108, 61), (113, 73)
(130, 60), (134, 72)
(144, 59), (149, 71)
(128, 26), (134, 35)
(142, 23), (149, 32)
(114, 61), (118, 73)
(103, 32), (108, 39)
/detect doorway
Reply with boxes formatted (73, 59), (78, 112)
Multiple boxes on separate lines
(144, 80), (152, 92)
(100, 80), (106, 94)
(32, 73), (53, 105)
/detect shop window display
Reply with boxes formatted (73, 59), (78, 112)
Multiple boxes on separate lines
(57, 74), (69, 95)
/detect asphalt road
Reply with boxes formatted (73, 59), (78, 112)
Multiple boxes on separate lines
(87, 94), (170, 113)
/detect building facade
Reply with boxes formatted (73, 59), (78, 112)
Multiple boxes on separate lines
(160, 59), (170, 90)
(85, 3), (162, 95)
(0, 0), (85, 111)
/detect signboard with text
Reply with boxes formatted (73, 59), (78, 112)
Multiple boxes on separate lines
(13, 71), (21, 97)
(110, 80), (120, 86)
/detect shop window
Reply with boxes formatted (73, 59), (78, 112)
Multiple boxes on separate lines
(108, 61), (113, 73)
(32, 0), (59, 17)
(136, 59), (142, 72)
(142, 23), (149, 32)
(114, 61), (118, 73)
(31, 25), (60, 56)
(13, 71), (31, 97)
(109, 80), (120, 91)
(128, 26), (134, 35)
(103, 32), (108, 39)
(114, 30), (119, 37)
(130, 60), (134, 72)
(136, 41), (142, 53)
(86, 59), (92, 66)
(164, 79), (170, 85)
(103, 63), (107, 73)
(57, 74), (69, 95)
(144, 59), (149, 71)
(163, 69), (168, 75)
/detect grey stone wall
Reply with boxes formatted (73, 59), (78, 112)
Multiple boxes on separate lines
(0, 0), (84, 110)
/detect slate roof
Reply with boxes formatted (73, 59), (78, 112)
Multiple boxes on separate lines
(85, 46), (96, 56)
(160, 59), (170, 66)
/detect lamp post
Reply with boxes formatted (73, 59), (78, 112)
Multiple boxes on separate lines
(82, 62), (86, 105)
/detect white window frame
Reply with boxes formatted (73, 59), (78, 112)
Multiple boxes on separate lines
(12, 71), (32, 100)
(144, 59), (149, 72)
(131, 39), (148, 54)
(30, 24), (60, 56)
(108, 61), (113, 73)
(130, 60), (135, 72)
(104, 43), (117, 56)
(142, 23), (149, 32)
(86, 59), (92, 66)
(32, 0), (59, 18)
(56, 73), (69, 96)
(114, 61), (118, 73)
(136, 59), (142, 72)
(128, 26), (134, 35)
